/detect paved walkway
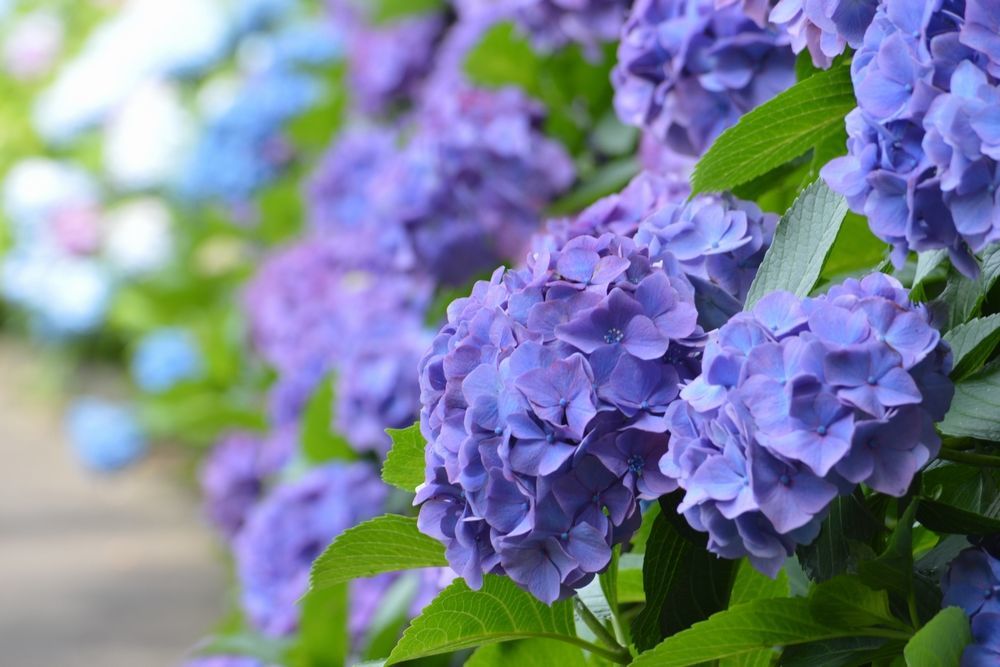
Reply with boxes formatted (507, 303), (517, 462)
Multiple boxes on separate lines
(0, 341), (226, 667)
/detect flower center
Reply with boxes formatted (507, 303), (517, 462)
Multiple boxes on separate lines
(604, 327), (625, 344)
(559, 398), (568, 407)
(867, 439), (877, 450)
(817, 425), (828, 436)
(546, 433), (555, 444)
(494, 426), (503, 436)
(866, 375), (877, 385)
(779, 474), (791, 486)
(627, 455), (645, 475)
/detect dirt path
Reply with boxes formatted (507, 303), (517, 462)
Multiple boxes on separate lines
(0, 341), (226, 667)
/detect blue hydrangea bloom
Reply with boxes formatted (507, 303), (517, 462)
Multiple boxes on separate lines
(942, 545), (1000, 666)
(234, 463), (386, 636)
(613, 0), (796, 157)
(65, 398), (147, 473)
(131, 328), (204, 393)
(661, 273), (953, 576)
(199, 428), (295, 541)
(512, 0), (631, 55)
(822, 0), (1000, 278)
(767, 0), (879, 67)
(417, 232), (701, 603)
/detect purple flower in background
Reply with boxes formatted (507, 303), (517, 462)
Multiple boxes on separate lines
(662, 274), (952, 576)
(613, 0), (796, 157)
(822, 0), (1000, 278)
(199, 429), (295, 541)
(416, 232), (702, 602)
(328, 0), (445, 112)
(181, 657), (265, 667)
(768, 0), (878, 67)
(942, 546), (1000, 666)
(348, 568), (455, 648)
(371, 85), (575, 285)
(234, 463), (385, 637)
(512, 0), (631, 55)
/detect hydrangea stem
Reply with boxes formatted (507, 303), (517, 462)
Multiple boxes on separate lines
(574, 598), (631, 663)
(938, 447), (1000, 468)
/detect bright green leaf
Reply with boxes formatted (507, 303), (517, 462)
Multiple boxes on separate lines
(944, 314), (1000, 380)
(301, 375), (356, 464)
(618, 553), (645, 604)
(385, 575), (576, 664)
(903, 607), (971, 667)
(310, 515), (447, 591)
(370, 0), (444, 24)
(745, 180), (849, 309)
(467, 638), (587, 667)
(720, 561), (790, 667)
(692, 64), (855, 194)
(464, 23), (539, 93)
(286, 584), (349, 667)
(939, 361), (1000, 440)
(382, 423), (427, 493)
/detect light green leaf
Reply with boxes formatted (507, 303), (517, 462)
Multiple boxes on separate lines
(464, 22), (539, 93)
(196, 633), (293, 665)
(820, 212), (888, 282)
(939, 361), (1000, 440)
(385, 575), (577, 664)
(285, 584), (348, 667)
(618, 553), (645, 604)
(808, 576), (899, 629)
(310, 515), (446, 591)
(692, 63), (855, 194)
(382, 423), (427, 493)
(944, 314), (1000, 380)
(370, 0), (444, 24)
(720, 562), (790, 667)
(630, 598), (871, 667)
(301, 375), (356, 464)
(903, 607), (971, 667)
(546, 157), (639, 216)
(913, 250), (949, 292)
(745, 180), (849, 309)
(467, 638), (587, 667)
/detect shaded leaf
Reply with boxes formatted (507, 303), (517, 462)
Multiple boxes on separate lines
(467, 638), (587, 667)
(807, 576), (899, 629)
(939, 361), (1000, 440)
(797, 491), (880, 582)
(944, 314), (1000, 380)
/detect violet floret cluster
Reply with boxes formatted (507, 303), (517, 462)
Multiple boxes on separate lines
(942, 545), (1000, 666)
(613, 0), (796, 157)
(234, 462), (386, 637)
(416, 232), (702, 603)
(661, 273), (953, 576)
(822, 0), (1000, 278)
(764, 0), (878, 68)
(512, 0), (631, 54)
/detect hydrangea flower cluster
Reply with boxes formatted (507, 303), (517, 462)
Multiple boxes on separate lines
(417, 232), (701, 603)
(328, 0), (444, 113)
(822, 0), (1000, 278)
(511, 0), (631, 55)
(65, 398), (147, 473)
(942, 545), (1000, 666)
(234, 462), (386, 636)
(661, 273), (953, 575)
(613, 0), (796, 157)
(199, 428), (295, 541)
(371, 85), (575, 285)
(131, 327), (204, 393)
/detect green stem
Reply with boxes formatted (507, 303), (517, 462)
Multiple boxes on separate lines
(907, 590), (921, 629)
(556, 635), (632, 665)
(938, 448), (1000, 468)
(575, 598), (623, 652)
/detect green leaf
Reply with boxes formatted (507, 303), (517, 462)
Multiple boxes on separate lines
(310, 515), (447, 591)
(939, 361), (1000, 440)
(808, 576), (899, 629)
(630, 598), (877, 667)
(859, 502), (918, 599)
(944, 314), (1000, 380)
(720, 561), (790, 667)
(301, 375), (356, 464)
(919, 463), (1000, 535)
(599, 545), (620, 617)
(820, 212), (888, 282)
(467, 638), (587, 667)
(385, 575), (577, 664)
(464, 23), (539, 93)
(196, 633), (293, 665)
(546, 157), (640, 216)
(618, 553), (645, 604)
(916, 498), (1000, 535)
(782, 638), (897, 667)
(692, 64), (855, 194)
(632, 495), (736, 651)
(903, 607), (971, 667)
(286, 584), (349, 667)
(913, 250), (949, 293)
(745, 180), (849, 309)
(382, 423), (427, 493)
(631, 502), (661, 553)
(797, 492), (881, 582)
(370, 0), (444, 24)
(935, 243), (1000, 328)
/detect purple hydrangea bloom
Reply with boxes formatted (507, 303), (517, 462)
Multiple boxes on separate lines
(234, 463), (386, 637)
(181, 657), (265, 667)
(328, 0), (445, 113)
(942, 546), (1000, 666)
(613, 0), (796, 157)
(512, 0), (631, 55)
(199, 428), (295, 541)
(416, 232), (702, 603)
(661, 273), (953, 576)
(767, 0), (879, 67)
(370, 86), (575, 285)
(822, 0), (1000, 278)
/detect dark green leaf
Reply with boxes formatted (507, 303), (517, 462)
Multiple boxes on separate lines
(807, 576), (899, 629)
(939, 361), (1000, 440)
(467, 638), (587, 667)
(782, 638), (896, 667)
(385, 575), (576, 664)
(859, 502), (918, 599)
(629, 597), (877, 667)
(745, 180), (849, 309)
(820, 212), (889, 282)
(919, 463), (1000, 535)
(916, 498), (1000, 535)
(935, 244), (1000, 328)
(310, 515), (447, 591)
(632, 495), (735, 652)
(382, 423), (427, 493)
(301, 375), (356, 464)
(692, 63), (855, 194)
(944, 314), (1000, 380)
(902, 607), (971, 667)
(797, 492), (881, 582)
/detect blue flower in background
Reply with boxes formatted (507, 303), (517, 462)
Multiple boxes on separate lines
(65, 398), (147, 473)
(942, 545), (1000, 666)
(131, 328), (204, 393)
